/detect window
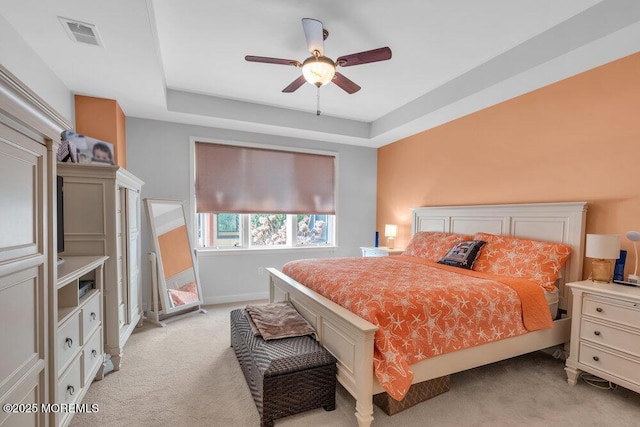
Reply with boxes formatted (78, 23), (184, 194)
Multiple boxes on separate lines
(197, 213), (335, 248)
(193, 140), (337, 250)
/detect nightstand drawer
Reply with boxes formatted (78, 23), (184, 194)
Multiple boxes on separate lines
(579, 342), (640, 386)
(361, 247), (388, 257)
(360, 247), (404, 257)
(583, 296), (640, 328)
(581, 318), (640, 357)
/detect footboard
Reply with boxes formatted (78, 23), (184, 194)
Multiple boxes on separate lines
(267, 268), (378, 427)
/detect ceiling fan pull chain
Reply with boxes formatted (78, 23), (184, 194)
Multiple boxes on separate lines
(316, 87), (321, 116)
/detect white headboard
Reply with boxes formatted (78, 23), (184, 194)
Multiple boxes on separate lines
(411, 202), (588, 311)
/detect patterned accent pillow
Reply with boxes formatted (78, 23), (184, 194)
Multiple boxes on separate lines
(471, 232), (572, 291)
(402, 232), (473, 262)
(437, 240), (486, 269)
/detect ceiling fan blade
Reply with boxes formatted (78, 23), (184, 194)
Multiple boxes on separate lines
(332, 72), (361, 94)
(336, 47), (392, 67)
(282, 75), (307, 93)
(302, 18), (324, 56)
(245, 55), (301, 67)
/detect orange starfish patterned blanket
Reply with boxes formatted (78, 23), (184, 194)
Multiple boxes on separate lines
(282, 255), (553, 400)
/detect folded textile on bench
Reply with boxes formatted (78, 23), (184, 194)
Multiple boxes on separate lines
(245, 301), (316, 340)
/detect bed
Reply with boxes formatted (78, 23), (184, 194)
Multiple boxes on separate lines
(266, 202), (587, 426)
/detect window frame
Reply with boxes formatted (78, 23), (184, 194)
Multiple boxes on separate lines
(189, 137), (339, 252)
(196, 213), (336, 249)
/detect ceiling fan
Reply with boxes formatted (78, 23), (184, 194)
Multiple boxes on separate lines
(245, 18), (392, 96)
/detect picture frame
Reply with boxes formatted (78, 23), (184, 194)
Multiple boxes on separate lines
(58, 131), (115, 166)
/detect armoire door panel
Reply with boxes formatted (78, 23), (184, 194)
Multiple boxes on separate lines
(0, 125), (45, 264)
(0, 367), (45, 427)
(63, 182), (106, 235)
(0, 267), (41, 395)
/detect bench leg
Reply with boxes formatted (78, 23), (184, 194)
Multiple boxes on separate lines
(323, 403), (336, 411)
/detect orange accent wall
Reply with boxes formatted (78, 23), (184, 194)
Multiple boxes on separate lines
(75, 94), (127, 167)
(377, 52), (640, 280)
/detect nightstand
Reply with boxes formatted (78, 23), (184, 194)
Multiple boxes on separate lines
(360, 246), (404, 257)
(565, 280), (640, 394)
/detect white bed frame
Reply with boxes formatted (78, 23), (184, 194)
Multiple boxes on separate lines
(267, 202), (587, 426)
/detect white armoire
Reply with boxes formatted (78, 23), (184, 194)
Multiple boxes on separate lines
(57, 163), (144, 371)
(0, 66), (69, 426)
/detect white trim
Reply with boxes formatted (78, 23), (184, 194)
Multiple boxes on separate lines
(190, 135), (340, 157)
(196, 245), (338, 257)
(202, 292), (268, 306)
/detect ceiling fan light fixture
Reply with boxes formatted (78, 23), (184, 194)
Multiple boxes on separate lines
(301, 56), (335, 87)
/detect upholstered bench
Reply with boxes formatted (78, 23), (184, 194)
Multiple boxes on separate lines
(230, 308), (337, 427)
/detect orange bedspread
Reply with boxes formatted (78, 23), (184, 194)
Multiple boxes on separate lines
(282, 255), (553, 400)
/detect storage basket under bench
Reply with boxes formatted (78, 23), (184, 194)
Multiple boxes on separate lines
(230, 308), (337, 426)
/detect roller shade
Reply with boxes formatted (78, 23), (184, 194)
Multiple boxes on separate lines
(195, 142), (335, 214)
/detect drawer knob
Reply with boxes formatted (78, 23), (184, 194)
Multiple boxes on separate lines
(594, 331), (601, 336)
(65, 337), (73, 348)
(66, 385), (75, 397)
(90, 312), (97, 321)
(91, 349), (97, 358)
(596, 307), (603, 313)
(593, 356), (600, 362)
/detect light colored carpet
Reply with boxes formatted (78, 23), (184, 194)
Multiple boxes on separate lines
(70, 301), (640, 427)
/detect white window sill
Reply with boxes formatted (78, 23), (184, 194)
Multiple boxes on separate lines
(196, 245), (338, 257)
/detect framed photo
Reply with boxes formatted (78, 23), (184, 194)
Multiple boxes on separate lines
(59, 131), (115, 166)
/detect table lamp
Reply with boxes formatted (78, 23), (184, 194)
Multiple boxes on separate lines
(385, 224), (398, 249)
(626, 231), (640, 283)
(585, 234), (620, 283)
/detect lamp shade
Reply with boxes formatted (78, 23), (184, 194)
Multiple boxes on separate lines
(384, 224), (398, 238)
(585, 234), (620, 259)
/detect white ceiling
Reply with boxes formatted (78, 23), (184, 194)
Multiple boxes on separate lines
(2, 0), (640, 147)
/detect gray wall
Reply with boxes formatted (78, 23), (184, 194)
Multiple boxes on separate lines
(0, 14), (73, 122)
(126, 118), (377, 304)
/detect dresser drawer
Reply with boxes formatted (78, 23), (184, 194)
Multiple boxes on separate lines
(83, 328), (103, 386)
(581, 318), (640, 358)
(57, 355), (82, 405)
(579, 342), (640, 386)
(82, 292), (101, 342)
(583, 296), (640, 328)
(57, 312), (81, 376)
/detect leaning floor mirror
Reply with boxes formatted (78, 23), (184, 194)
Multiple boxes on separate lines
(144, 199), (206, 325)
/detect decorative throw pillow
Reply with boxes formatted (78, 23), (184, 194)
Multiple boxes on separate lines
(471, 232), (572, 291)
(437, 240), (486, 269)
(402, 232), (473, 262)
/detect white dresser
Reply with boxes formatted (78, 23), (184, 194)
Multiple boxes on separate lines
(54, 256), (107, 426)
(57, 163), (144, 372)
(565, 280), (640, 394)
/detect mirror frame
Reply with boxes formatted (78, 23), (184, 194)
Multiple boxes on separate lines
(144, 198), (203, 314)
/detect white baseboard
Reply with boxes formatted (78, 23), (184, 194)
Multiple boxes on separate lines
(202, 292), (268, 306)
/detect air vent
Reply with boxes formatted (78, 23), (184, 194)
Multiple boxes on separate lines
(58, 17), (104, 47)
